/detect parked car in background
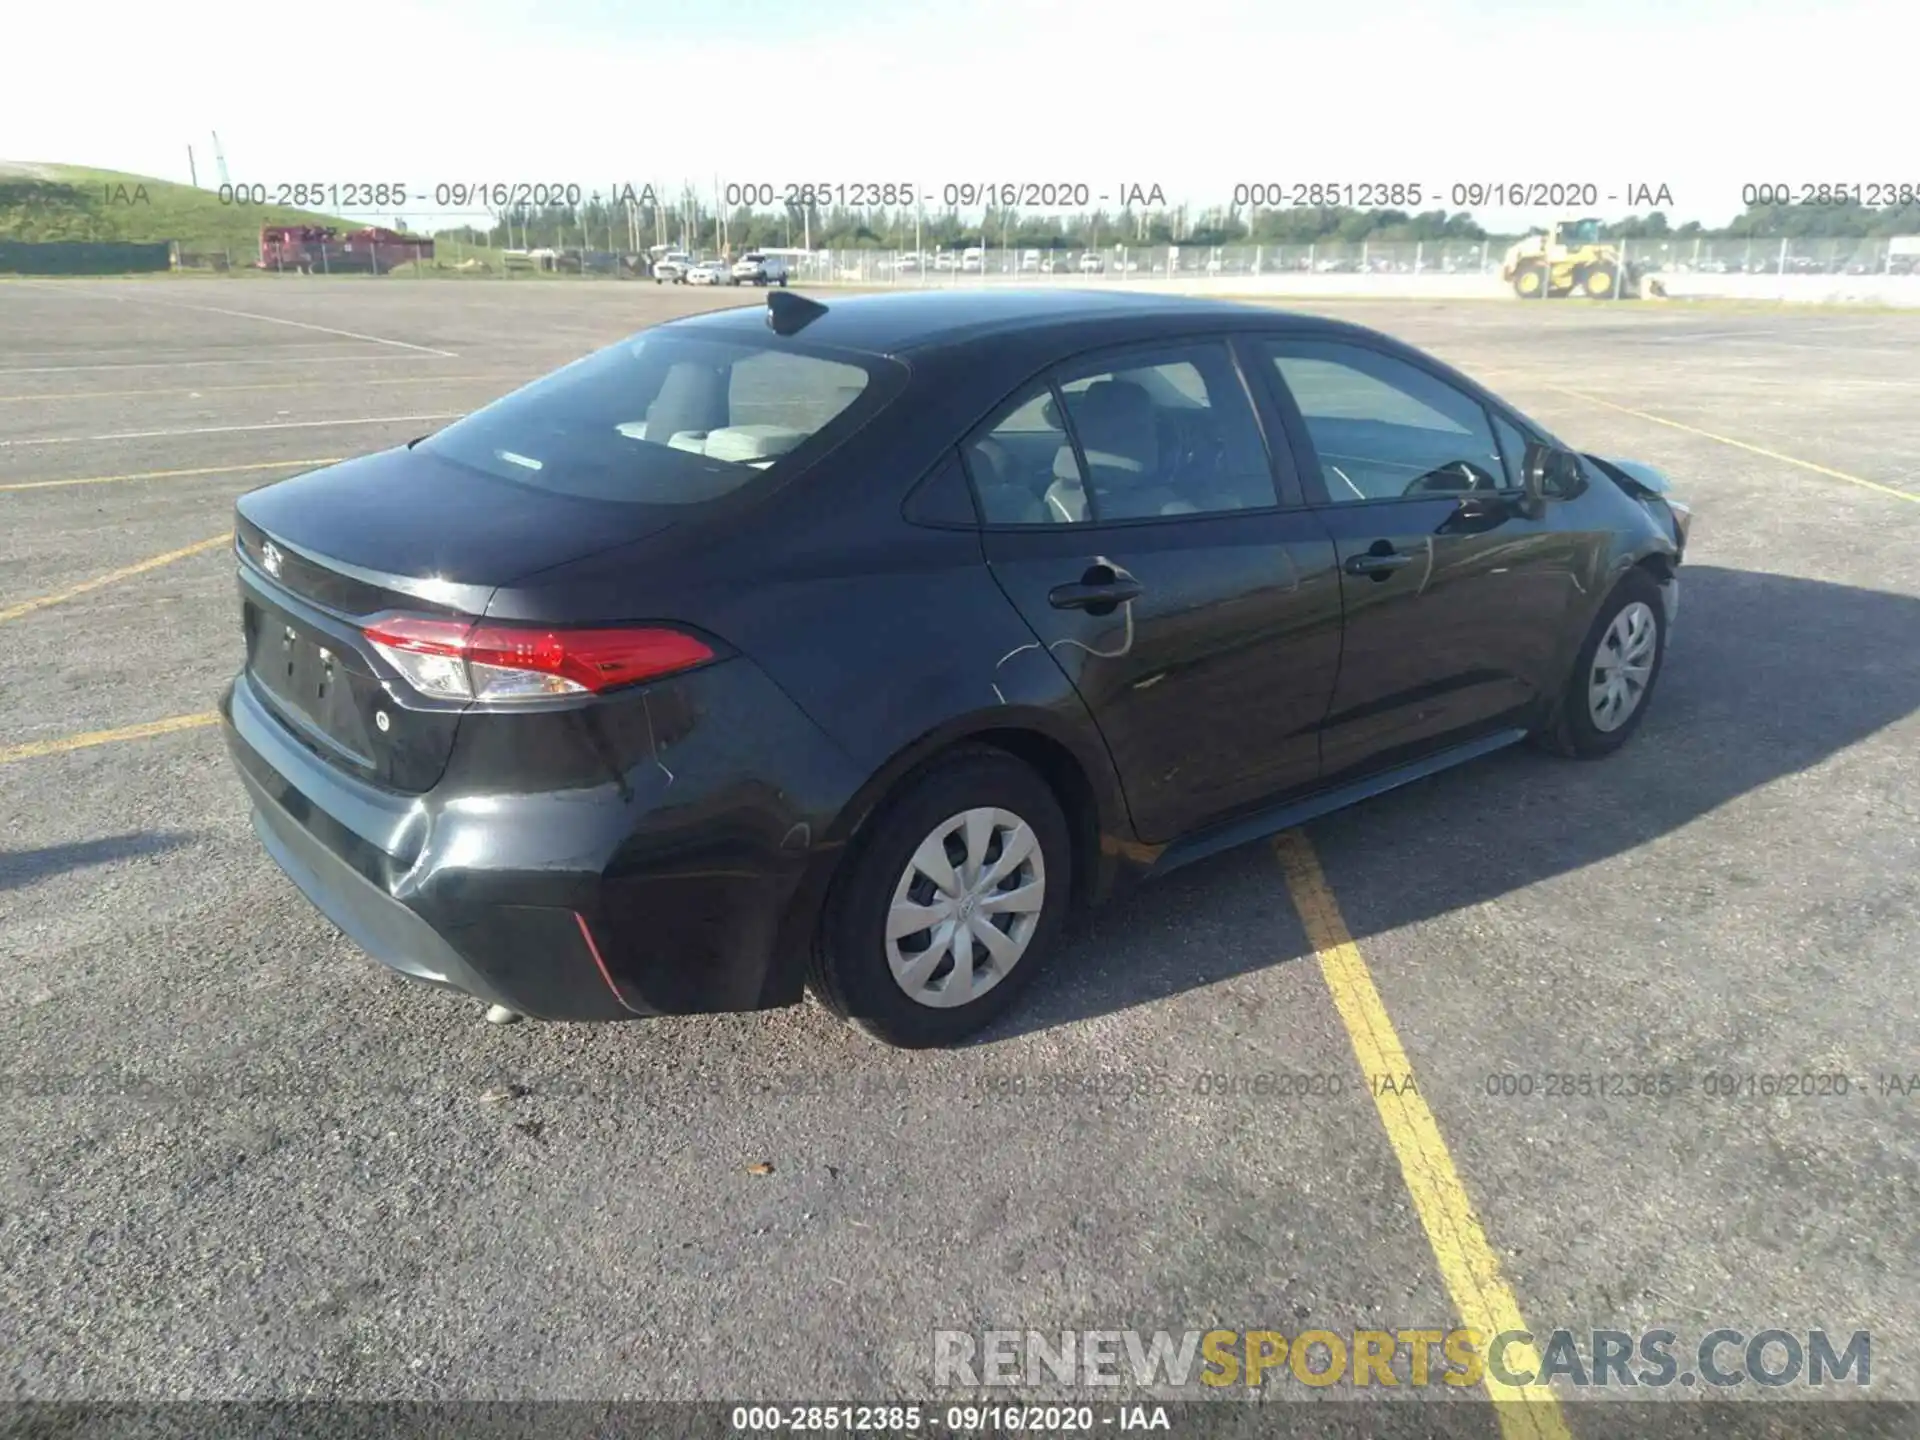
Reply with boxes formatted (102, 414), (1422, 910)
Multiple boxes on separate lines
(1078, 252), (1105, 273)
(961, 248), (984, 273)
(731, 252), (791, 287)
(653, 252), (694, 283)
(687, 260), (729, 286)
(221, 289), (1688, 1049)
(1020, 250), (1042, 272)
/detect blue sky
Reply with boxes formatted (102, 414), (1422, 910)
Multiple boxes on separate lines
(5, 0), (1907, 231)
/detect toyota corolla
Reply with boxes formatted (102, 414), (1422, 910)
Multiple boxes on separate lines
(221, 289), (1690, 1047)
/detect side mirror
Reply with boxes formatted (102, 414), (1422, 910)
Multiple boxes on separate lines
(1521, 443), (1585, 512)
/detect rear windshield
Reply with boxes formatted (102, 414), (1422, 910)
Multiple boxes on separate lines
(421, 331), (892, 504)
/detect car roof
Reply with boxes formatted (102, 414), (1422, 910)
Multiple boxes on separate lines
(661, 287), (1367, 357)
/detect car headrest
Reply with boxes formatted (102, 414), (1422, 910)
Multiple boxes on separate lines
(647, 362), (726, 439)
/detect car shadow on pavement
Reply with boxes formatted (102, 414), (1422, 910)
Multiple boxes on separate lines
(992, 564), (1920, 1039)
(0, 831), (201, 894)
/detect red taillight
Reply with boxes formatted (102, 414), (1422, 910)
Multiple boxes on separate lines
(362, 615), (713, 703)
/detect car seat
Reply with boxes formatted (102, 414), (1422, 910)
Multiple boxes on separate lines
(1047, 379), (1187, 520)
(967, 436), (1049, 524)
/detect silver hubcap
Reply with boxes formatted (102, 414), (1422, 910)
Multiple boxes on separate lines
(886, 808), (1045, 1008)
(1588, 600), (1658, 732)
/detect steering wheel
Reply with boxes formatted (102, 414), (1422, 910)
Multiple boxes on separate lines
(1402, 461), (1499, 496)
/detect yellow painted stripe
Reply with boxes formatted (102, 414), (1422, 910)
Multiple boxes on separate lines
(1275, 831), (1571, 1440)
(1545, 384), (1918, 504)
(0, 458), (340, 493)
(0, 712), (220, 764)
(0, 534), (228, 623)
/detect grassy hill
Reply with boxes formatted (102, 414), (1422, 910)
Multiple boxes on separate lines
(0, 161), (359, 254)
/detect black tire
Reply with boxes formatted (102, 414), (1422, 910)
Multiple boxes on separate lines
(1538, 568), (1668, 759)
(1512, 262), (1547, 299)
(809, 747), (1071, 1048)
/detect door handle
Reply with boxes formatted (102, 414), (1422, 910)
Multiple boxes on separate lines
(1049, 565), (1143, 611)
(1343, 550), (1414, 578)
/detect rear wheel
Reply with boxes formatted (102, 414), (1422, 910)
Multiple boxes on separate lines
(1539, 569), (1667, 758)
(810, 749), (1070, 1048)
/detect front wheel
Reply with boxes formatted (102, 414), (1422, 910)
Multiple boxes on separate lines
(810, 748), (1071, 1047)
(1538, 568), (1668, 758)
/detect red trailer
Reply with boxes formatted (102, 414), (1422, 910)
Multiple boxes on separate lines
(259, 224), (433, 273)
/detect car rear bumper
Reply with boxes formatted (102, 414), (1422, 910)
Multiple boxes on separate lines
(223, 672), (636, 1020)
(221, 656), (862, 1021)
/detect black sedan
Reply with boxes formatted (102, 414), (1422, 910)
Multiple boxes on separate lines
(221, 289), (1691, 1047)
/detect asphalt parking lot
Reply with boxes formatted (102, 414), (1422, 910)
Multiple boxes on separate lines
(2, 279), (1916, 1429)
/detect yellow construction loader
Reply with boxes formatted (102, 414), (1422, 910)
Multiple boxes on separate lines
(1501, 218), (1663, 299)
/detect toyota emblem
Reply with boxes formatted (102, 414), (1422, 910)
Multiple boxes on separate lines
(261, 541), (283, 578)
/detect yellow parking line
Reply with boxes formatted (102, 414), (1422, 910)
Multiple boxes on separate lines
(1545, 384), (1918, 504)
(0, 712), (220, 764)
(0, 458), (340, 493)
(0, 535), (227, 623)
(1275, 832), (1570, 1440)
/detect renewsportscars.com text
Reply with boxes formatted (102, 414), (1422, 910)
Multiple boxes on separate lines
(932, 1328), (1871, 1390)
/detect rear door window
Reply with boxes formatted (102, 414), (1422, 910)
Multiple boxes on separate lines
(962, 340), (1278, 524)
(1052, 346), (1278, 520)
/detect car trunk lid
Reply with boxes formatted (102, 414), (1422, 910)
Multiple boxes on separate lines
(233, 446), (677, 793)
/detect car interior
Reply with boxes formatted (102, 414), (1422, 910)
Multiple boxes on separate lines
(612, 353), (864, 469)
(1299, 414), (1507, 500)
(1269, 350), (1513, 501)
(967, 362), (1279, 523)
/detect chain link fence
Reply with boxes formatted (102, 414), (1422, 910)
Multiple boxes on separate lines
(790, 237), (1913, 283)
(165, 234), (1915, 282)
